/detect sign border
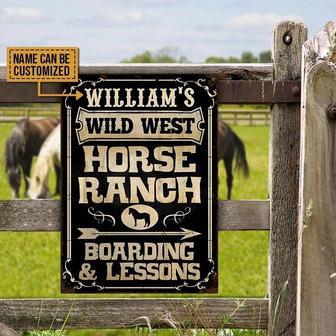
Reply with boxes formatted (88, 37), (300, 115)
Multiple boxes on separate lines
(62, 77), (217, 292)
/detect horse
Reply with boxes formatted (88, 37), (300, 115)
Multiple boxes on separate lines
(27, 124), (61, 199)
(128, 207), (151, 228)
(5, 117), (60, 198)
(217, 119), (249, 199)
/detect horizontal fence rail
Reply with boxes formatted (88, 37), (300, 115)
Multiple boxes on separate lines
(0, 200), (270, 231)
(0, 64), (300, 103)
(0, 63), (273, 78)
(0, 298), (268, 330)
(216, 80), (300, 103)
(0, 107), (59, 123)
(0, 80), (300, 104)
(219, 110), (270, 125)
(0, 108), (270, 125)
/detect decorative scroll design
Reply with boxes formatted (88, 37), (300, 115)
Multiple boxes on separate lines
(62, 259), (104, 290)
(175, 259), (215, 291)
(176, 77), (217, 108)
(88, 207), (116, 226)
(163, 207), (191, 227)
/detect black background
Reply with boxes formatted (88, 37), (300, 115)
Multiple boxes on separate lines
(61, 76), (217, 293)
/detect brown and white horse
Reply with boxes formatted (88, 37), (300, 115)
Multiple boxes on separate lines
(27, 124), (61, 199)
(5, 117), (59, 198)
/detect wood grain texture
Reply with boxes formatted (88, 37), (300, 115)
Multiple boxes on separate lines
(0, 200), (269, 231)
(296, 57), (336, 335)
(0, 298), (268, 330)
(0, 81), (63, 103)
(218, 200), (269, 230)
(0, 323), (20, 336)
(0, 63), (273, 79)
(303, 21), (336, 71)
(0, 80), (300, 104)
(268, 21), (307, 336)
(216, 80), (300, 103)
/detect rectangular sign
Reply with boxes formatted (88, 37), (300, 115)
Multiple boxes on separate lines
(61, 77), (217, 292)
(7, 47), (78, 82)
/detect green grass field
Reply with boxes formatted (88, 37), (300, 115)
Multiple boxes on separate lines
(0, 122), (269, 335)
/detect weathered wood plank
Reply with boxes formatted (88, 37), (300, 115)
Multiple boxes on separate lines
(218, 200), (269, 230)
(0, 80), (299, 104)
(216, 80), (300, 103)
(0, 200), (269, 231)
(0, 298), (268, 330)
(0, 63), (272, 104)
(0, 81), (63, 103)
(0, 63), (273, 79)
(268, 21), (307, 336)
(297, 22), (336, 336)
(297, 61), (336, 336)
(0, 323), (20, 336)
(303, 21), (336, 71)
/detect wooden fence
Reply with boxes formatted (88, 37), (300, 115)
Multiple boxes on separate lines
(296, 21), (336, 336)
(0, 107), (270, 125)
(0, 21), (334, 336)
(0, 107), (59, 122)
(220, 109), (270, 125)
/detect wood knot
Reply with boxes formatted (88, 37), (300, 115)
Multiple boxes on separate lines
(326, 104), (336, 121)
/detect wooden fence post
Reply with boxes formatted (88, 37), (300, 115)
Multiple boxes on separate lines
(297, 22), (336, 335)
(269, 21), (307, 336)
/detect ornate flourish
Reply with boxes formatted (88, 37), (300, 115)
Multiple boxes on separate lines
(64, 78), (105, 109)
(163, 207), (191, 227)
(175, 259), (215, 291)
(62, 259), (104, 290)
(175, 77), (217, 108)
(88, 207), (116, 226)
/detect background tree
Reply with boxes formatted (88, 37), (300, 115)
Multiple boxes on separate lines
(205, 55), (240, 63)
(123, 48), (272, 64)
(122, 47), (188, 63)
(205, 56), (226, 63)
(259, 50), (272, 63)
(241, 51), (258, 63)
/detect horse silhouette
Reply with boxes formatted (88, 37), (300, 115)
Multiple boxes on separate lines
(128, 208), (151, 228)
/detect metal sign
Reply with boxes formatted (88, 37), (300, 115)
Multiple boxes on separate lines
(61, 77), (217, 292)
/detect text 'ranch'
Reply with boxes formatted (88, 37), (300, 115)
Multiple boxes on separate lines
(62, 78), (217, 293)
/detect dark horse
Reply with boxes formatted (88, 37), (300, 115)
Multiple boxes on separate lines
(217, 119), (249, 199)
(5, 117), (60, 198)
(128, 208), (151, 228)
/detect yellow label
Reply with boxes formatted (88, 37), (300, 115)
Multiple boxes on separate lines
(7, 47), (79, 82)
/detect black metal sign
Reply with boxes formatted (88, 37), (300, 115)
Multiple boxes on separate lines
(61, 77), (217, 292)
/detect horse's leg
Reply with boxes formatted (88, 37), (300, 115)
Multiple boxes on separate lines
(54, 164), (61, 195)
(224, 149), (234, 200)
(11, 179), (19, 199)
(21, 156), (32, 196)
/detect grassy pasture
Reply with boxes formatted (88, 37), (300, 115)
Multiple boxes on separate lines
(0, 122), (269, 335)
